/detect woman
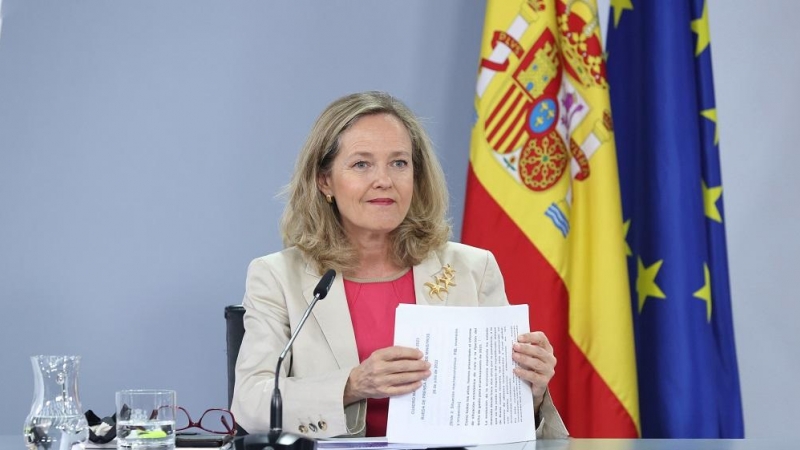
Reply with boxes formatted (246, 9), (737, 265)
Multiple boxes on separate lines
(231, 91), (568, 439)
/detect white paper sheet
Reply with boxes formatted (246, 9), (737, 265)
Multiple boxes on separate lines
(317, 437), (428, 449)
(386, 305), (536, 445)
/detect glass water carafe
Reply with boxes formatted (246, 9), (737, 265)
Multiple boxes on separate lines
(23, 355), (89, 450)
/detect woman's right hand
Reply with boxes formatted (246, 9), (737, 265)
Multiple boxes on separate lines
(343, 346), (431, 405)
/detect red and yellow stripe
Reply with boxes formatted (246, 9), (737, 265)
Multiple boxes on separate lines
(462, 0), (639, 437)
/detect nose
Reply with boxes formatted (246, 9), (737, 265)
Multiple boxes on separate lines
(372, 165), (393, 189)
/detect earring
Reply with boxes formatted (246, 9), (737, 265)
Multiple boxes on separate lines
(325, 194), (333, 204)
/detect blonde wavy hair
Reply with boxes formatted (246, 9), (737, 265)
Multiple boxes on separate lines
(280, 91), (451, 275)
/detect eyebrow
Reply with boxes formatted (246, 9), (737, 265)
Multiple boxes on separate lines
(345, 150), (411, 159)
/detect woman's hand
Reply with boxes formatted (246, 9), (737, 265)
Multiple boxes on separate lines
(344, 346), (431, 405)
(512, 331), (556, 415)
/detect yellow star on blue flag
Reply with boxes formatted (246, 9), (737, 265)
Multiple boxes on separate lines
(608, 0), (743, 438)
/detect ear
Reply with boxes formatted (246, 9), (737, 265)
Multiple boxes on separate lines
(317, 172), (332, 197)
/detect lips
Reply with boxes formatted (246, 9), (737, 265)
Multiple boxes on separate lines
(367, 198), (395, 205)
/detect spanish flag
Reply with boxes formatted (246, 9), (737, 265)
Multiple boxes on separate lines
(462, 0), (639, 437)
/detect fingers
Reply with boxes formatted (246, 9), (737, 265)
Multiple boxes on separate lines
(513, 332), (556, 374)
(375, 345), (425, 362)
(381, 373), (428, 394)
(346, 346), (431, 402)
(512, 342), (556, 375)
(513, 332), (556, 405)
(517, 331), (553, 352)
(365, 360), (431, 384)
(376, 380), (425, 398)
(369, 346), (429, 374)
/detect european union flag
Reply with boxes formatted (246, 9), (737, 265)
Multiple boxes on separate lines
(607, 0), (744, 438)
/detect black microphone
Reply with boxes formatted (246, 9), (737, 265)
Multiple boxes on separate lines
(239, 269), (336, 450)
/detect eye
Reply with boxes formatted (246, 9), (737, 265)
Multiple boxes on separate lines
(392, 159), (409, 168)
(352, 161), (369, 169)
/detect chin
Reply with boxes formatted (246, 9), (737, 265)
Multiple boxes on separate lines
(363, 223), (403, 236)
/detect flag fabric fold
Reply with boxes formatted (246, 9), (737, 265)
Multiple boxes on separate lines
(462, 0), (639, 437)
(606, 0), (744, 438)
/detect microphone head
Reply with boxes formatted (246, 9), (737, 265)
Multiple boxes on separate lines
(313, 269), (336, 300)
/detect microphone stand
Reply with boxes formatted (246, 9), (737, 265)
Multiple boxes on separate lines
(237, 270), (336, 450)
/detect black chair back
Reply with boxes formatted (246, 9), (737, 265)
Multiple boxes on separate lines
(224, 305), (246, 409)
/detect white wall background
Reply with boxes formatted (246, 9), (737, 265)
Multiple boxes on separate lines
(0, 0), (797, 438)
(704, 0), (800, 438)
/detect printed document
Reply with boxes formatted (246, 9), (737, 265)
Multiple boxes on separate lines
(386, 304), (535, 445)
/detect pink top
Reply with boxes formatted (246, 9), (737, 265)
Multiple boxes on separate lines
(344, 269), (416, 437)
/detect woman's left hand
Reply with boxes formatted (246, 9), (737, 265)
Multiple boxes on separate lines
(512, 331), (556, 415)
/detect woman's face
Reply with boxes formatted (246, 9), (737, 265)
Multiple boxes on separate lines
(318, 113), (414, 242)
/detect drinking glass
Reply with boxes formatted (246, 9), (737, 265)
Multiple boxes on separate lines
(116, 389), (176, 450)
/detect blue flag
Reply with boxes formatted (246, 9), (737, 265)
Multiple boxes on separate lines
(607, 0), (744, 438)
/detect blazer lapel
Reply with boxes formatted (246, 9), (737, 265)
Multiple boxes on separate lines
(413, 251), (449, 305)
(302, 264), (360, 370)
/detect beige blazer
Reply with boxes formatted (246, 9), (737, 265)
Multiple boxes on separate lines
(231, 242), (568, 439)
